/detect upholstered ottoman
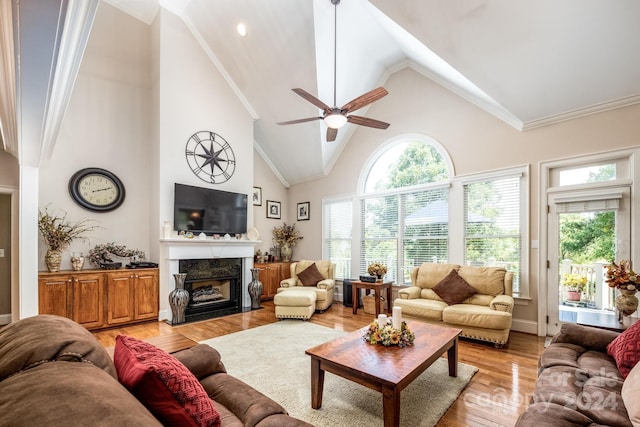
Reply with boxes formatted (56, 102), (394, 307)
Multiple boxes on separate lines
(274, 289), (317, 320)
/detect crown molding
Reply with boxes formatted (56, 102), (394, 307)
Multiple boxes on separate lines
(523, 94), (640, 131)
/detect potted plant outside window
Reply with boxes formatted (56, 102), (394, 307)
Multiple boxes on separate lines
(563, 273), (587, 301)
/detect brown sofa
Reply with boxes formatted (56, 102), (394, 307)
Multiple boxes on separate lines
(0, 315), (313, 427)
(516, 323), (633, 426)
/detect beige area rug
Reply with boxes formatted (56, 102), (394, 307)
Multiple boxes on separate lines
(200, 320), (478, 427)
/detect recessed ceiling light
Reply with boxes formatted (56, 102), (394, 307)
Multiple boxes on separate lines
(236, 23), (247, 37)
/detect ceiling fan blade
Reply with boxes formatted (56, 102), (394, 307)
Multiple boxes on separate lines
(277, 117), (323, 125)
(326, 127), (338, 142)
(340, 87), (388, 113)
(292, 88), (332, 112)
(347, 115), (390, 129)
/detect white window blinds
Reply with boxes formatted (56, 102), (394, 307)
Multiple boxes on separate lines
(323, 199), (352, 280)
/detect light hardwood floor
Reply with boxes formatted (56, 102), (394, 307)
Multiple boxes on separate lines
(93, 301), (545, 427)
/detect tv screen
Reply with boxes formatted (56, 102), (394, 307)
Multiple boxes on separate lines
(174, 183), (248, 235)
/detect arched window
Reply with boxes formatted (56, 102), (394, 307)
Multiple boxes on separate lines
(361, 136), (452, 194)
(359, 136), (453, 284)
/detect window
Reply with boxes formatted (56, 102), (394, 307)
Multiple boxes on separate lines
(322, 135), (529, 296)
(323, 198), (352, 280)
(359, 137), (451, 285)
(464, 175), (522, 292)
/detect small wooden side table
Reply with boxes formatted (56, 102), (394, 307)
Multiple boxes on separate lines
(351, 280), (393, 316)
(576, 311), (638, 332)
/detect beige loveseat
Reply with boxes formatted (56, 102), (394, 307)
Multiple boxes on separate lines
(394, 262), (514, 347)
(277, 260), (335, 314)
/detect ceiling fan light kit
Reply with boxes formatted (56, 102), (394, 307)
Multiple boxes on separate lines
(278, 0), (389, 142)
(324, 112), (347, 129)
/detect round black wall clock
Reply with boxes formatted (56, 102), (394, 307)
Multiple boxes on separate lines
(69, 167), (126, 212)
(185, 130), (236, 184)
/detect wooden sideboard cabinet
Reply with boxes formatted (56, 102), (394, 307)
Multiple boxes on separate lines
(107, 269), (159, 325)
(38, 268), (159, 330)
(255, 262), (292, 300)
(38, 272), (105, 329)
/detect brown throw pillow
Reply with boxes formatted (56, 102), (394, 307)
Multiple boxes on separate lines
(297, 263), (325, 286)
(432, 269), (476, 305)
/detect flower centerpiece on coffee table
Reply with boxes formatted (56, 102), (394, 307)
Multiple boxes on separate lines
(363, 320), (415, 348)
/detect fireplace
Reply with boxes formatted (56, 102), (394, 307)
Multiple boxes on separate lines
(160, 237), (258, 324)
(179, 258), (242, 322)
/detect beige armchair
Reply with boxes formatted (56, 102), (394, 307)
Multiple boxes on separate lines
(278, 260), (335, 312)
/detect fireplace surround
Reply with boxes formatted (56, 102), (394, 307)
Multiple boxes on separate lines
(179, 258), (242, 322)
(161, 238), (259, 323)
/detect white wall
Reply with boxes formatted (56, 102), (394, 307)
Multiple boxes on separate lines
(252, 148), (289, 255)
(288, 67), (640, 326)
(39, 3), (152, 270)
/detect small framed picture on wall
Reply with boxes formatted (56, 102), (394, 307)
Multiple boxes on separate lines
(252, 186), (262, 206)
(297, 202), (310, 221)
(266, 200), (281, 219)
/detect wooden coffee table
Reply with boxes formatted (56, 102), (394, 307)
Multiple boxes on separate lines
(305, 321), (462, 427)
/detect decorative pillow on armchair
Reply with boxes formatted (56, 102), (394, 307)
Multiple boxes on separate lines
(607, 320), (640, 378)
(114, 335), (221, 427)
(432, 269), (477, 305)
(297, 263), (325, 286)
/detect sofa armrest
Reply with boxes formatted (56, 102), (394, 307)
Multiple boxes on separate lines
(398, 286), (421, 299)
(490, 295), (514, 313)
(317, 279), (335, 290)
(280, 278), (299, 288)
(172, 344), (226, 380)
(550, 322), (620, 351)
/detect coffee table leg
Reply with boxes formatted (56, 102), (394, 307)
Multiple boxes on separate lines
(382, 385), (401, 427)
(310, 356), (324, 409)
(447, 337), (458, 377)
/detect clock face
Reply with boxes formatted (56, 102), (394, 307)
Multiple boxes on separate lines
(69, 168), (125, 212)
(185, 131), (236, 184)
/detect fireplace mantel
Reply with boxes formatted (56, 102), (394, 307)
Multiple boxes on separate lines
(159, 238), (260, 322)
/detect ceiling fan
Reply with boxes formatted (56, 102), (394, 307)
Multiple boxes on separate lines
(277, 0), (390, 142)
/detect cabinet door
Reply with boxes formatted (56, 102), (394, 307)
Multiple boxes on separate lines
(71, 274), (105, 329)
(107, 272), (135, 325)
(258, 265), (277, 300)
(134, 270), (159, 321)
(38, 275), (72, 318)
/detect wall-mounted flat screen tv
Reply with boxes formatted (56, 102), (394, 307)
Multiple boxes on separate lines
(174, 183), (248, 235)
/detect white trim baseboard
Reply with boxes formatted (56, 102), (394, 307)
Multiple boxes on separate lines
(511, 318), (538, 335)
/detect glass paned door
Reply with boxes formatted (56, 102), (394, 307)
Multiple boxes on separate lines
(546, 188), (630, 335)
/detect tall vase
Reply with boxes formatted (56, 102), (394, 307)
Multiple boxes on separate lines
(281, 244), (293, 262)
(45, 249), (62, 273)
(248, 268), (263, 309)
(169, 273), (189, 325)
(616, 288), (639, 322)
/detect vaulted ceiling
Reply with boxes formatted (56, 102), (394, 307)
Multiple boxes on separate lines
(11, 0), (640, 185)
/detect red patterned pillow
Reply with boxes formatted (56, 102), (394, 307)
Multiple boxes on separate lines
(114, 335), (220, 427)
(432, 269), (477, 305)
(607, 321), (640, 378)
